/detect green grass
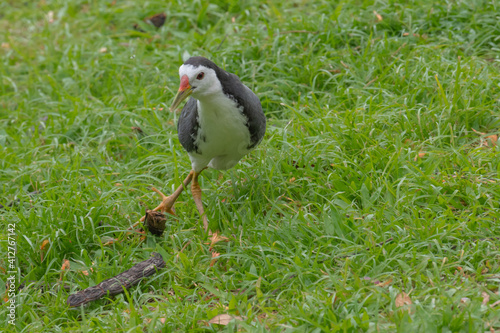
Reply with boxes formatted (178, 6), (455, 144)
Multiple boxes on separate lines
(1, 0), (500, 331)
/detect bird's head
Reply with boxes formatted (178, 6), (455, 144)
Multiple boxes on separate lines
(170, 57), (223, 111)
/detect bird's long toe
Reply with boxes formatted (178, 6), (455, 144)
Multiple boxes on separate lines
(140, 171), (194, 222)
(150, 187), (177, 215)
(139, 187), (175, 222)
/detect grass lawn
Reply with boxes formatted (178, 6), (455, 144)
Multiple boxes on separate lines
(1, 0), (500, 331)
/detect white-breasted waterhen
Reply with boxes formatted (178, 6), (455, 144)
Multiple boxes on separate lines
(145, 56), (266, 232)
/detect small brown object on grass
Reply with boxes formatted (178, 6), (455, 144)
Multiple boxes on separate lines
(145, 13), (166, 28)
(133, 12), (167, 31)
(144, 209), (167, 236)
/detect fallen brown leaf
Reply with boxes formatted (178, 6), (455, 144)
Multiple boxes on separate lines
(208, 314), (244, 326)
(210, 251), (220, 267)
(487, 134), (498, 147)
(131, 126), (144, 134)
(472, 128), (498, 147)
(374, 278), (393, 287)
(61, 259), (70, 271)
(59, 259), (70, 280)
(490, 300), (500, 308)
(373, 11), (383, 22)
(40, 239), (50, 261)
(103, 238), (119, 246)
(3, 284), (10, 302)
(414, 151), (426, 161)
(395, 292), (412, 307)
(40, 239), (50, 251)
(403, 33), (425, 38)
(482, 291), (490, 306)
(209, 232), (229, 251)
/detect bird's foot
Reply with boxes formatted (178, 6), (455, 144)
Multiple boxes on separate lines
(139, 187), (176, 222)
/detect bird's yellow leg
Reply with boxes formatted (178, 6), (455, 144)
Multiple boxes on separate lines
(191, 169), (209, 232)
(140, 170), (194, 222)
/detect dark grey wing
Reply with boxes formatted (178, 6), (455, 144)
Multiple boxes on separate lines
(237, 83), (266, 149)
(177, 97), (200, 153)
(219, 72), (266, 149)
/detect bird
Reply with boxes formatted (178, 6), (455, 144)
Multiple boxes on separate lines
(143, 56), (266, 232)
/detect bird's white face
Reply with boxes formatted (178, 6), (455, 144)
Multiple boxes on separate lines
(170, 64), (223, 111)
(179, 64), (222, 98)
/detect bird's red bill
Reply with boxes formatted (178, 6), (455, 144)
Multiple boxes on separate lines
(179, 75), (190, 91)
(170, 75), (193, 111)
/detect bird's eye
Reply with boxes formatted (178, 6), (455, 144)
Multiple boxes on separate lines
(197, 72), (205, 80)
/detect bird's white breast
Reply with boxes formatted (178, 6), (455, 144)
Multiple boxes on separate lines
(189, 93), (252, 171)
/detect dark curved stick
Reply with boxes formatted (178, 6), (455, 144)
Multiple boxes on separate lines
(67, 252), (165, 307)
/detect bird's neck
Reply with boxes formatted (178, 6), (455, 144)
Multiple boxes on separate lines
(196, 92), (238, 116)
